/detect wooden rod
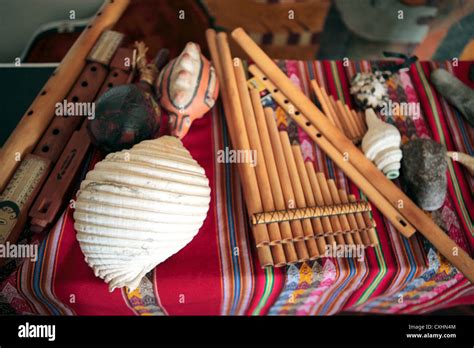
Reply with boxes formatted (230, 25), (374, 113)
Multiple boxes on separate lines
(250, 64), (414, 238)
(305, 162), (337, 246)
(263, 108), (309, 262)
(291, 145), (328, 254)
(205, 29), (273, 267)
(250, 89), (293, 243)
(0, 0), (130, 192)
(280, 132), (320, 259)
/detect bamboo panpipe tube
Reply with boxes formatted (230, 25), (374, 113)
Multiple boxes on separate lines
(353, 110), (367, 133)
(316, 173), (346, 245)
(310, 80), (338, 127)
(331, 96), (356, 139)
(362, 210), (379, 246)
(250, 89), (293, 243)
(304, 163), (336, 245)
(206, 30), (274, 266)
(338, 190), (364, 246)
(291, 145), (328, 254)
(279, 132), (320, 259)
(345, 104), (364, 137)
(349, 194), (372, 246)
(322, 88), (348, 134)
(327, 180), (355, 245)
(249, 64), (415, 238)
(336, 100), (359, 140)
(0, 0), (130, 192)
(264, 108), (309, 261)
(234, 60), (283, 249)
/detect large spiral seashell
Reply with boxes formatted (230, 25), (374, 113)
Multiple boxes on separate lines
(73, 136), (211, 292)
(361, 108), (402, 179)
(157, 42), (219, 139)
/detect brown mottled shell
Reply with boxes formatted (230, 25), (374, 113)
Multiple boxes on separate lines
(157, 42), (219, 139)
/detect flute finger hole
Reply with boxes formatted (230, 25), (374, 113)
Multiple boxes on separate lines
(295, 111), (300, 116)
(27, 110), (34, 116)
(305, 121), (311, 127)
(316, 133), (322, 138)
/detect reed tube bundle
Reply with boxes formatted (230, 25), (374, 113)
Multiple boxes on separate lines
(206, 29), (379, 267)
(230, 27), (474, 282)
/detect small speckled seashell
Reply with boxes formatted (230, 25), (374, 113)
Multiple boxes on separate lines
(157, 42), (219, 139)
(73, 136), (211, 292)
(362, 108), (402, 179)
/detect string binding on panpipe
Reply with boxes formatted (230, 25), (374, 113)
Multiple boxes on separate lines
(252, 201), (372, 226)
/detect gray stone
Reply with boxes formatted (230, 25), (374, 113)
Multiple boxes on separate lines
(431, 68), (474, 127)
(401, 139), (447, 211)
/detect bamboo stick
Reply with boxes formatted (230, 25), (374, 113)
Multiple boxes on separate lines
(264, 108), (309, 262)
(280, 132), (320, 260)
(353, 109), (367, 134)
(327, 180), (355, 245)
(316, 173), (346, 245)
(206, 29), (274, 267)
(339, 189), (364, 246)
(305, 163), (337, 246)
(291, 145), (328, 255)
(344, 104), (364, 137)
(336, 100), (359, 140)
(250, 90), (298, 265)
(349, 194), (372, 246)
(250, 89), (293, 244)
(310, 80), (338, 127)
(0, 0), (131, 192)
(329, 95), (354, 139)
(234, 61), (287, 266)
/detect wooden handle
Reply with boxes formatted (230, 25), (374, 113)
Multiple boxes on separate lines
(233, 28), (474, 282)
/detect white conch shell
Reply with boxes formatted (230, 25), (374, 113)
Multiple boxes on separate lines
(361, 108), (402, 179)
(169, 42), (201, 108)
(73, 136), (211, 292)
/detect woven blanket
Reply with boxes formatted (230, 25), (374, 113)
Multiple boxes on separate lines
(1, 60), (473, 315)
